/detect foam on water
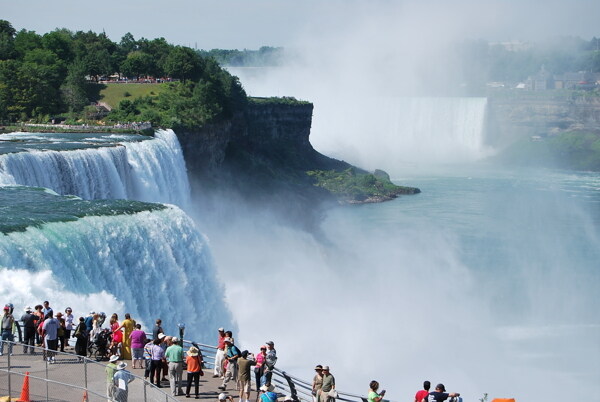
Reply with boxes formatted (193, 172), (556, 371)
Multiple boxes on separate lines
(0, 206), (234, 342)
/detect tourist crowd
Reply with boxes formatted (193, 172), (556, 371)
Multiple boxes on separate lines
(2, 301), (461, 402)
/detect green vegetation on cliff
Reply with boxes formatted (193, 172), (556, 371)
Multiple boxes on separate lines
(307, 168), (419, 203)
(0, 19), (246, 128)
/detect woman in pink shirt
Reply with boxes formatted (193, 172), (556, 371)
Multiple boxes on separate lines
(255, 345), (267, 391)
(129, 323), (147, 368)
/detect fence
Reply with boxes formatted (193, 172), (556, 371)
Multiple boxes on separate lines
(0, 341), (177, 402)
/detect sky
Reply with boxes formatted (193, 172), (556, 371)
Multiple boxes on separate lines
(2, 0), (600, 50)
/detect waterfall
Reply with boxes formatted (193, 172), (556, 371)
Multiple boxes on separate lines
(313, 96), (492, 173)
(0, 205), (233, 342)
(0, 129), (190, 208)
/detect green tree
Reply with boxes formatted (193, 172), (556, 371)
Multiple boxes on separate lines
(163, 46), (203, 82)
(120, 51), (153, 79)
(42, 29), (74, 63)
(0, 20), (16, 60)
(13, 30), (43, 58)
(61, 59), (88, 112)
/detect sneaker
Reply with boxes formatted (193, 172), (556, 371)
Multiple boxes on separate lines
(218, 386), (225, 390)
(0, 352), (3, 356)
(213, 374), (219, 378)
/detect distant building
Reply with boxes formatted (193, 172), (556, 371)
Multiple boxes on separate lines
(554, 71), (597, 90)
(525, 66), (554, 90)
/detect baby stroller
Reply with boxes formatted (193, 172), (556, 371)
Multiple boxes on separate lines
(88, 328), (111, 361)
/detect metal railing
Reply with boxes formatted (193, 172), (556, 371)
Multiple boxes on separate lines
(0, 341), (178, 402)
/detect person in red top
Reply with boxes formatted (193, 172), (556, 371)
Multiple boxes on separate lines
(185, 346), (203, 398)
(415, 381), (431, 402)
(213, 328), (226, 378)
(111, 327), (123, 358)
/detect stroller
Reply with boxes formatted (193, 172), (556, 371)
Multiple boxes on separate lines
(88, 328), (111, 361)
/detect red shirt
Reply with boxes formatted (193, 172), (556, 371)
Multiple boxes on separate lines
(415, 390), (429, 402)
(217, 334), (225, 349)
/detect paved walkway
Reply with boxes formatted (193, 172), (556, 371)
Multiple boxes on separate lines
(0, 346), (255, 402)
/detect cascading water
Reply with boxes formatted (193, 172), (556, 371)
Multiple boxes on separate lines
(0, 129), (190, 208)
(0, 130), (232, 342)
(0, 186), (233, 342)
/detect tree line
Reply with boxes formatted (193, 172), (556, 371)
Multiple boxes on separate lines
(0, 20), (247, 128)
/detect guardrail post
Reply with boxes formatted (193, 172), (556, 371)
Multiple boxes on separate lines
(84, 357), (88, 389)
(46, 353), (49, 401)
(7, 345), (11, 398)
(143, 378), (147, 401)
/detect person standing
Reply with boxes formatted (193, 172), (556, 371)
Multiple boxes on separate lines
(64, 307), (74, 348)
(150, 338), (166, 387)
(21, 306), (39, 354)
(312, 365), (324, 402)
(415, 381), (431, 402)
(185, 346), (204, 398)
(130, 323), (147, 369)
(152, 319), (164, 340)
(426, 384), (460, 402)
(214, 328), (226, 378)
(34, 305), (44, 346)
(55, 312), (67, 352)
(113, 362), (135, 402)
(42, 301), (53, 318)
(166, 336), (185, 396)
(0, 305), (15, 356)
(255, 346), (267, 390)
(218, 337), (241, 391)
(73, 316), (88, 357)
(42, 310), (59, 363)
(368, 380), (386, 402)
(261, 341), (277, 387)
(318, 366), (335, 402)
(106, 355), (119, 400)
(117, 313), (135, 360)
(237, 350), (257, 402)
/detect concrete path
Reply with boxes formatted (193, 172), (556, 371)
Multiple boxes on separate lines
(0, 346), (254, 402)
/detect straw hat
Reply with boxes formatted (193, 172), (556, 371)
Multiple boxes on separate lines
(187, 346), (199, 357)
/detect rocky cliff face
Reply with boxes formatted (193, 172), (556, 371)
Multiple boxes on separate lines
(486, 94), (600, 147)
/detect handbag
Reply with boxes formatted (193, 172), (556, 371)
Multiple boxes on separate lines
(328, 390), (338, 399)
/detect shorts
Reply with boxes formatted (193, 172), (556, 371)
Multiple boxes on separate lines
(132, 348), (144, 359)
(238, 379), (251, 393)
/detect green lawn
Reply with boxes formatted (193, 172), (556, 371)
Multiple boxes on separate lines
(99, 83), (166, 108)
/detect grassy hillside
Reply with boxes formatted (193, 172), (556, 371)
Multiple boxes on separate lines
(99, 83), (166, 109)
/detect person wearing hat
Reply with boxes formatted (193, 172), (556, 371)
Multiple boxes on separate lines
(218, 337), (241, 391)
(150, 337), (166, 387)
(113, 361), (135, 401)
(21, 306), (39, 354)
(0, 305), (15, 356)
(185, 346), (204, 398)
(312, 365), (324, 402)
(214, 328), (226, 378)
(259, 385), (278, 402)
(166, 336), (185, 396)
(318, 366), (335, 402)
(219, 393), (234, 402)
(426, 383), (460, 402)
(261, 341), (277, 387)
(106, 355), (120, 400)
(237, 350), (257, 402)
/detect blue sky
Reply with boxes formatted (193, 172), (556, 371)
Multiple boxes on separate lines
(3, 0), (600, 50)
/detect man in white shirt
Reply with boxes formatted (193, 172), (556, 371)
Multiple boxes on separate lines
(42, 310), (59, 363)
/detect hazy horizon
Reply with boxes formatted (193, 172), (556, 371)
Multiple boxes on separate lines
(3, 0), (600, 50)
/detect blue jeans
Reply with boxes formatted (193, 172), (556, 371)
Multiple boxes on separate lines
(1, 330), (14, 354)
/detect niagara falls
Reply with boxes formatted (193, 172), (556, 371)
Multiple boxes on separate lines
(1, 1), (600, 402)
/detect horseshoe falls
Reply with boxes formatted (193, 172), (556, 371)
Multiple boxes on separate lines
(0, 129), (190, 207)
(0, 132), (232, 342)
